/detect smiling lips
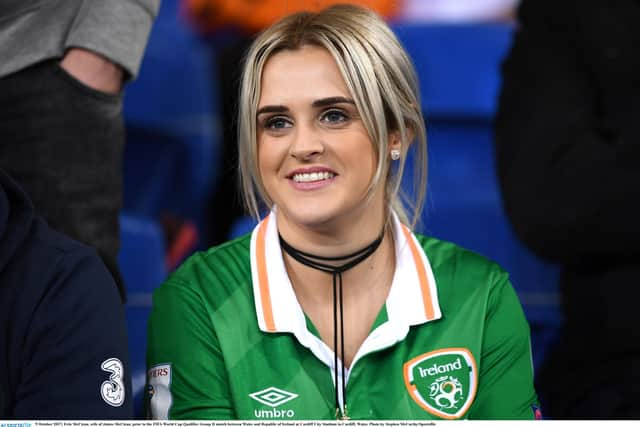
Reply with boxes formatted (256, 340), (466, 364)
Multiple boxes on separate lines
(292, 171), (335, 183)
(288, 169), (336, 189)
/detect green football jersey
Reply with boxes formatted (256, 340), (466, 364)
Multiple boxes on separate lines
(146, 212), (539, 420)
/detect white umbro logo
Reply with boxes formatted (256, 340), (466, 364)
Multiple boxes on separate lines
(249, 386), (298, 407)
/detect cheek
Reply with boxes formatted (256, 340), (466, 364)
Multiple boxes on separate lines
(257, 139), (283, 182)
(257, 146), (270, 184)
(256, 138), (268, 181)
(359, 143), (379, 182)
(350, 129), (378, 178)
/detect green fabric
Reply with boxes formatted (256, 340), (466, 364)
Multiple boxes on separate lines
(146, 233), (538, 420)
(304, 295), (389, 340)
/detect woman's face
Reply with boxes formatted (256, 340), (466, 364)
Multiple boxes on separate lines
(256, 45), (385, 233)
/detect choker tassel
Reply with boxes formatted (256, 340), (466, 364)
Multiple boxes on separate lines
(279, 231), (385, 420)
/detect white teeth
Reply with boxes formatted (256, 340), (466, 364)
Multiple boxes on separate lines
(293, 171), (334, 183)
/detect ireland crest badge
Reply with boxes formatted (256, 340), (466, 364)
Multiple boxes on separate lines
(403, 348), (477, 419)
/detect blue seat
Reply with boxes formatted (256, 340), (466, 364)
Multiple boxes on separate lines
(119, 213), (167, 417)
(392, 23), (514, 118)
(229, 215), (259, 240)
(123, 0), (220, 242)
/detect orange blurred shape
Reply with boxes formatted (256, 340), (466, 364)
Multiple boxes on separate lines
(182, 0), (400, 34)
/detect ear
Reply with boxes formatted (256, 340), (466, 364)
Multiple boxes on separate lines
(388, 126), (414, 152)
(388, 131), (401, 152)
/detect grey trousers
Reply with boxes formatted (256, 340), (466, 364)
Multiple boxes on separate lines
(0, 60), (125, 300)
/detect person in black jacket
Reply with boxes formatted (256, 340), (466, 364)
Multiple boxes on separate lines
(0, 169), (132, 418)
(495, 0), (640, 419)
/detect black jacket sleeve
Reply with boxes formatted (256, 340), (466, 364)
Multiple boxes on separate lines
(13, 248), (133, 419)
(494, 0), (640, 267)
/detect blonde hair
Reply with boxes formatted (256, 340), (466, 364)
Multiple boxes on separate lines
(237, 3), (427, 229)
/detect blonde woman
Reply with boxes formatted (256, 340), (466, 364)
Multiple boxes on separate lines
(146, 4), (538, 420)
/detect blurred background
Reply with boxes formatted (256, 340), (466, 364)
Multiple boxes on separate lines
(118, 0), (560, 415)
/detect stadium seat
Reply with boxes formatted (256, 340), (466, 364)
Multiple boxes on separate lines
(119, 213), (168, 417)
(123, 0), (220, 250)
(392, 23), (514, 118)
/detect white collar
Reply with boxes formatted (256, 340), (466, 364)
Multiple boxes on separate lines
(249, 209), (442, 368)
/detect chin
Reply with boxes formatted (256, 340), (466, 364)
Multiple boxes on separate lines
(286, 210), (337, 229)
(278, 202), (343, 230)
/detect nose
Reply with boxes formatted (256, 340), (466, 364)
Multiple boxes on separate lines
(289, 123), (324, 160)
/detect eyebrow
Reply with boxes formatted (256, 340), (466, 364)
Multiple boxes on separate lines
(312, 96), (355, 108)
(256, 96), (356, 116)
(256, 105), (288, 115)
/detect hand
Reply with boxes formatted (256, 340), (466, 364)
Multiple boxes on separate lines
(60, 48), (124, 95)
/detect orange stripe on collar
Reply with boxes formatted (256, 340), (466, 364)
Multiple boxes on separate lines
(257, 215), (276, 332)
(401, 225), (436, 320)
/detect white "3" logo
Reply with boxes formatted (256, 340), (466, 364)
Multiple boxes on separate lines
(101, 358), (125, 407)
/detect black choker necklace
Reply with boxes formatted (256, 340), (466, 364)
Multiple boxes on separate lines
(279, 231), (385, 420)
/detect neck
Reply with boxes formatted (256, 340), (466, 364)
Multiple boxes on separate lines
(282, 221), (396, 376)
(282, 224), (395, 303)
(279, 219), (395, 417)
(275, 204), (389, 259)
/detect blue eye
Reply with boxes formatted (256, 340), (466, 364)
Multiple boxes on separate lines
(265, 117), (291, 130)
(321, 110), (348, 124)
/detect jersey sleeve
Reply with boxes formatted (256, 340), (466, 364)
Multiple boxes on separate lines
(146, 279), (235, 419)
(468, 270), (539, 420)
